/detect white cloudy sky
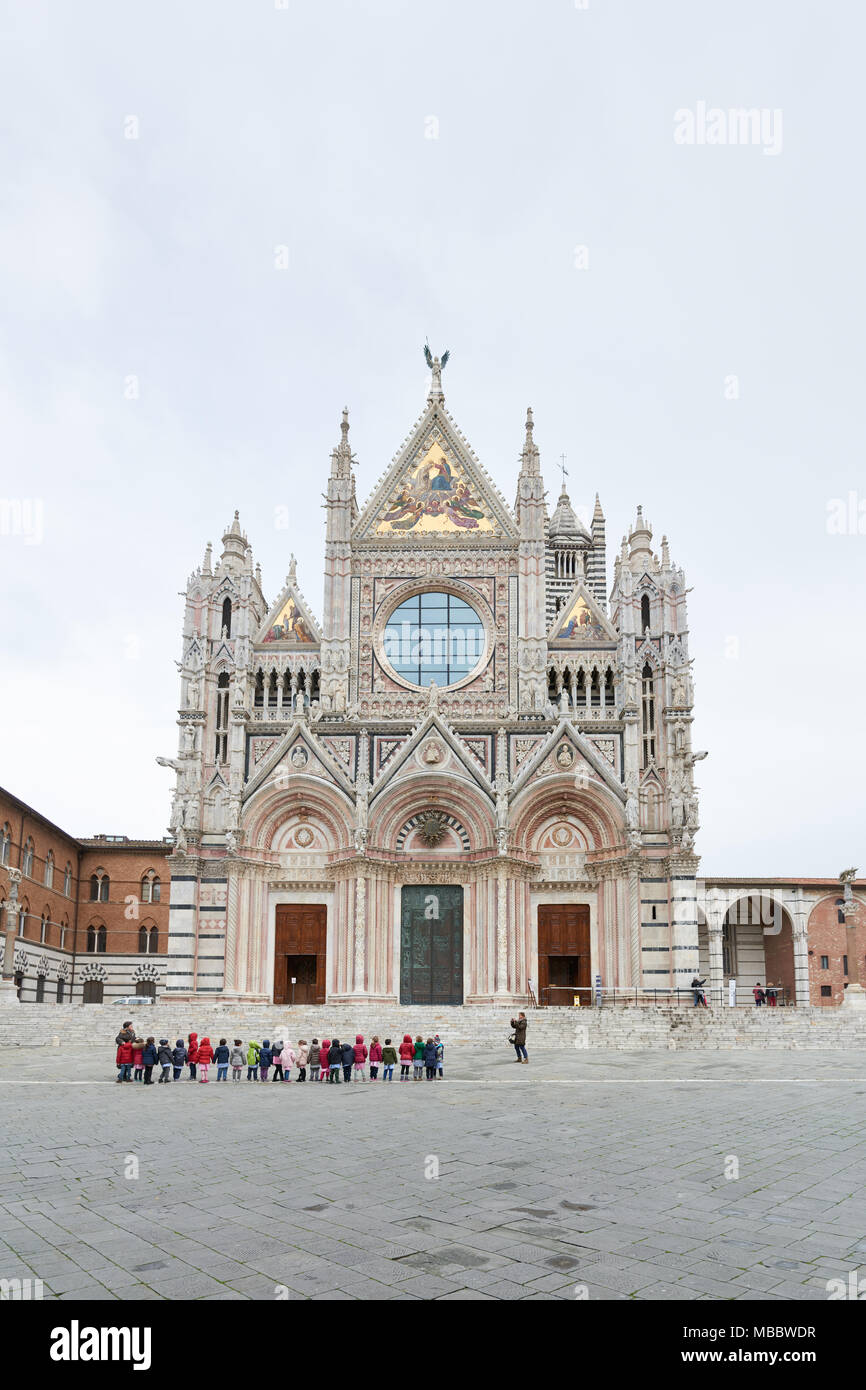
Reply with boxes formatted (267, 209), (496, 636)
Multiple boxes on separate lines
(0, 1), (863, 875)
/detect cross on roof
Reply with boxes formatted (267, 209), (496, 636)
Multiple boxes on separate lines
(559, 453), (568, 488)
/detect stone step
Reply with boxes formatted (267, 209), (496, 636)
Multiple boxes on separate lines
(1, 1002), (865, 1050)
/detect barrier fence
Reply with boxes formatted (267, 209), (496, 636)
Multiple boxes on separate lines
(538, 985), (793, 1008)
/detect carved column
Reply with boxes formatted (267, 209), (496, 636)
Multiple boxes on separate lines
(0, 868), (22, 1001)
(495, 867), (509, 996)
(701, 888), (724, 1004)
(353, 874), (367, 994)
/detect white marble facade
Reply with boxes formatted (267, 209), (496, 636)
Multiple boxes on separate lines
(160, 360), (705, 1005)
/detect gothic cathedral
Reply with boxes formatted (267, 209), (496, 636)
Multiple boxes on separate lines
(161, 357), (703, 1006)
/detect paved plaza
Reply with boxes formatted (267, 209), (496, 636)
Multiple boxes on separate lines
(1, 1045), (865, 1301)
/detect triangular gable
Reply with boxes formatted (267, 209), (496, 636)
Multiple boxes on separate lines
(354, 402), (516, 540)
(256, 574), (321, 647)
(511, 718), (626, 803)
(243, 722), (354, 803)
(549, 581), (617, 644)
(370, 712), (494, 803)
(211, 642), (234, 670)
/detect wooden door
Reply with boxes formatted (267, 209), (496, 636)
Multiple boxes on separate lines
(274, 905), (326, 1005)
(538, 904), (591, 1005)
(400, 885), (463, 1005)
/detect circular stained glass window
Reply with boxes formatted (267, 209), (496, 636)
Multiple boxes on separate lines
(383, 591), (486, 688)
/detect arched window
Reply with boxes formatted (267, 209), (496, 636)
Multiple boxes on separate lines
(44, 851), (54, 888)
(254, 668), (265, 707)
(63, 863), (72, 896)
(221, 596), (232, 637)
(18, 900), (29, 937)
(836, 898), (847, 925)
(40, 910), (49, 945)
(0, 824), (10, 865)
(60, 917), (68, 950)
(87, 923), (107, 953)
(641, 662), (656, 768)
(22, 838), (34, 877)
(89, 871), (109, 903)
(641, 593), (651, 633)
(215, 672), (230, 763)
(138, 924), (160, 954)
(604, 666), (615, 708)
(141, 871), (161, 904)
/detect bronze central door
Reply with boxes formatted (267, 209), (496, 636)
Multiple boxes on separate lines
(400, 885), (463, 1005)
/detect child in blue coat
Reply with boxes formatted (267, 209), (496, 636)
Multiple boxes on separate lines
(171, 1039), (186, 1081)
(259, 1039), (273, 1081)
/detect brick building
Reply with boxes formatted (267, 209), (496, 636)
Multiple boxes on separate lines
(0, 787), (170, 1004)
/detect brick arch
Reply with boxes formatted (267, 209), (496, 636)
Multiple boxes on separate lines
(134, 962), (162, 982)
(80, 962), (106, 981)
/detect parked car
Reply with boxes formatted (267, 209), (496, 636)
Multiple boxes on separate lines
(113, 995), (156, 1007)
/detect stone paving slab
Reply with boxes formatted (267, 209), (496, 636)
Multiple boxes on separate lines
(1, 1045), (865, 1301)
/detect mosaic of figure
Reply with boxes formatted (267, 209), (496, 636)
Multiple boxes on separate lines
(377, 446), (494, 534)
(264, 595), (314, 643)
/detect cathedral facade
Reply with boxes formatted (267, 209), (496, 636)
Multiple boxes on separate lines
(161, 359), (704, 1007)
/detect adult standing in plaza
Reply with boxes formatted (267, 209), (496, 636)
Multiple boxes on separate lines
(114, 1021), (134, 1081)
(510, 1011), (528, 1064)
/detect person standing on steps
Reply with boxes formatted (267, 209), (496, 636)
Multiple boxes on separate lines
(510, 1011), (528, 1064)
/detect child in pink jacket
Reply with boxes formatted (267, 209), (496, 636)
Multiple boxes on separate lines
(280, 1041), (296, 1082)
(368, 1036), (383, 1081)
(352, 1034), (368, 1081)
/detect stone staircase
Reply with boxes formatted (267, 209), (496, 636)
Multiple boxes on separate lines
(1, 1002), (866, 1050)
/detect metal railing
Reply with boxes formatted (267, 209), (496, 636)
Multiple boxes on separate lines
(538, 985), (793, 1008)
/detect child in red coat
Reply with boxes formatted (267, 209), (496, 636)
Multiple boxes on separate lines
(398, 1033), (414, 1080)
(197, 1036), (214, 1082)
(132, 1039), (144, 1083)
(115, 1039), (133, 1083)
(352, 1034), (368, 1082)
(187, 1032), (200, 1081)
(369, 1036), (382, 1081)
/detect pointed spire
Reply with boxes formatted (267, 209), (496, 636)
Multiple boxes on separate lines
(330, 406), (354, 479)
(519, 406), (540, 476)
(593, 493), (604, 521)
(202, 541), (213, 576)
(628, 505), (653, 569)
(221, 511), (248, 567)
(661, 535), (670, 568)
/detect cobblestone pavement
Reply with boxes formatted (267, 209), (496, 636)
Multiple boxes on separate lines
(1, 1046), (865, 1301)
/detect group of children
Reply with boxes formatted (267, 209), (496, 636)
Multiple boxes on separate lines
(114, 1028), (445, 1084)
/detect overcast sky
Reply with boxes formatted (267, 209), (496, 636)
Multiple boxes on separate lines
(1, 1), (863, 875)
